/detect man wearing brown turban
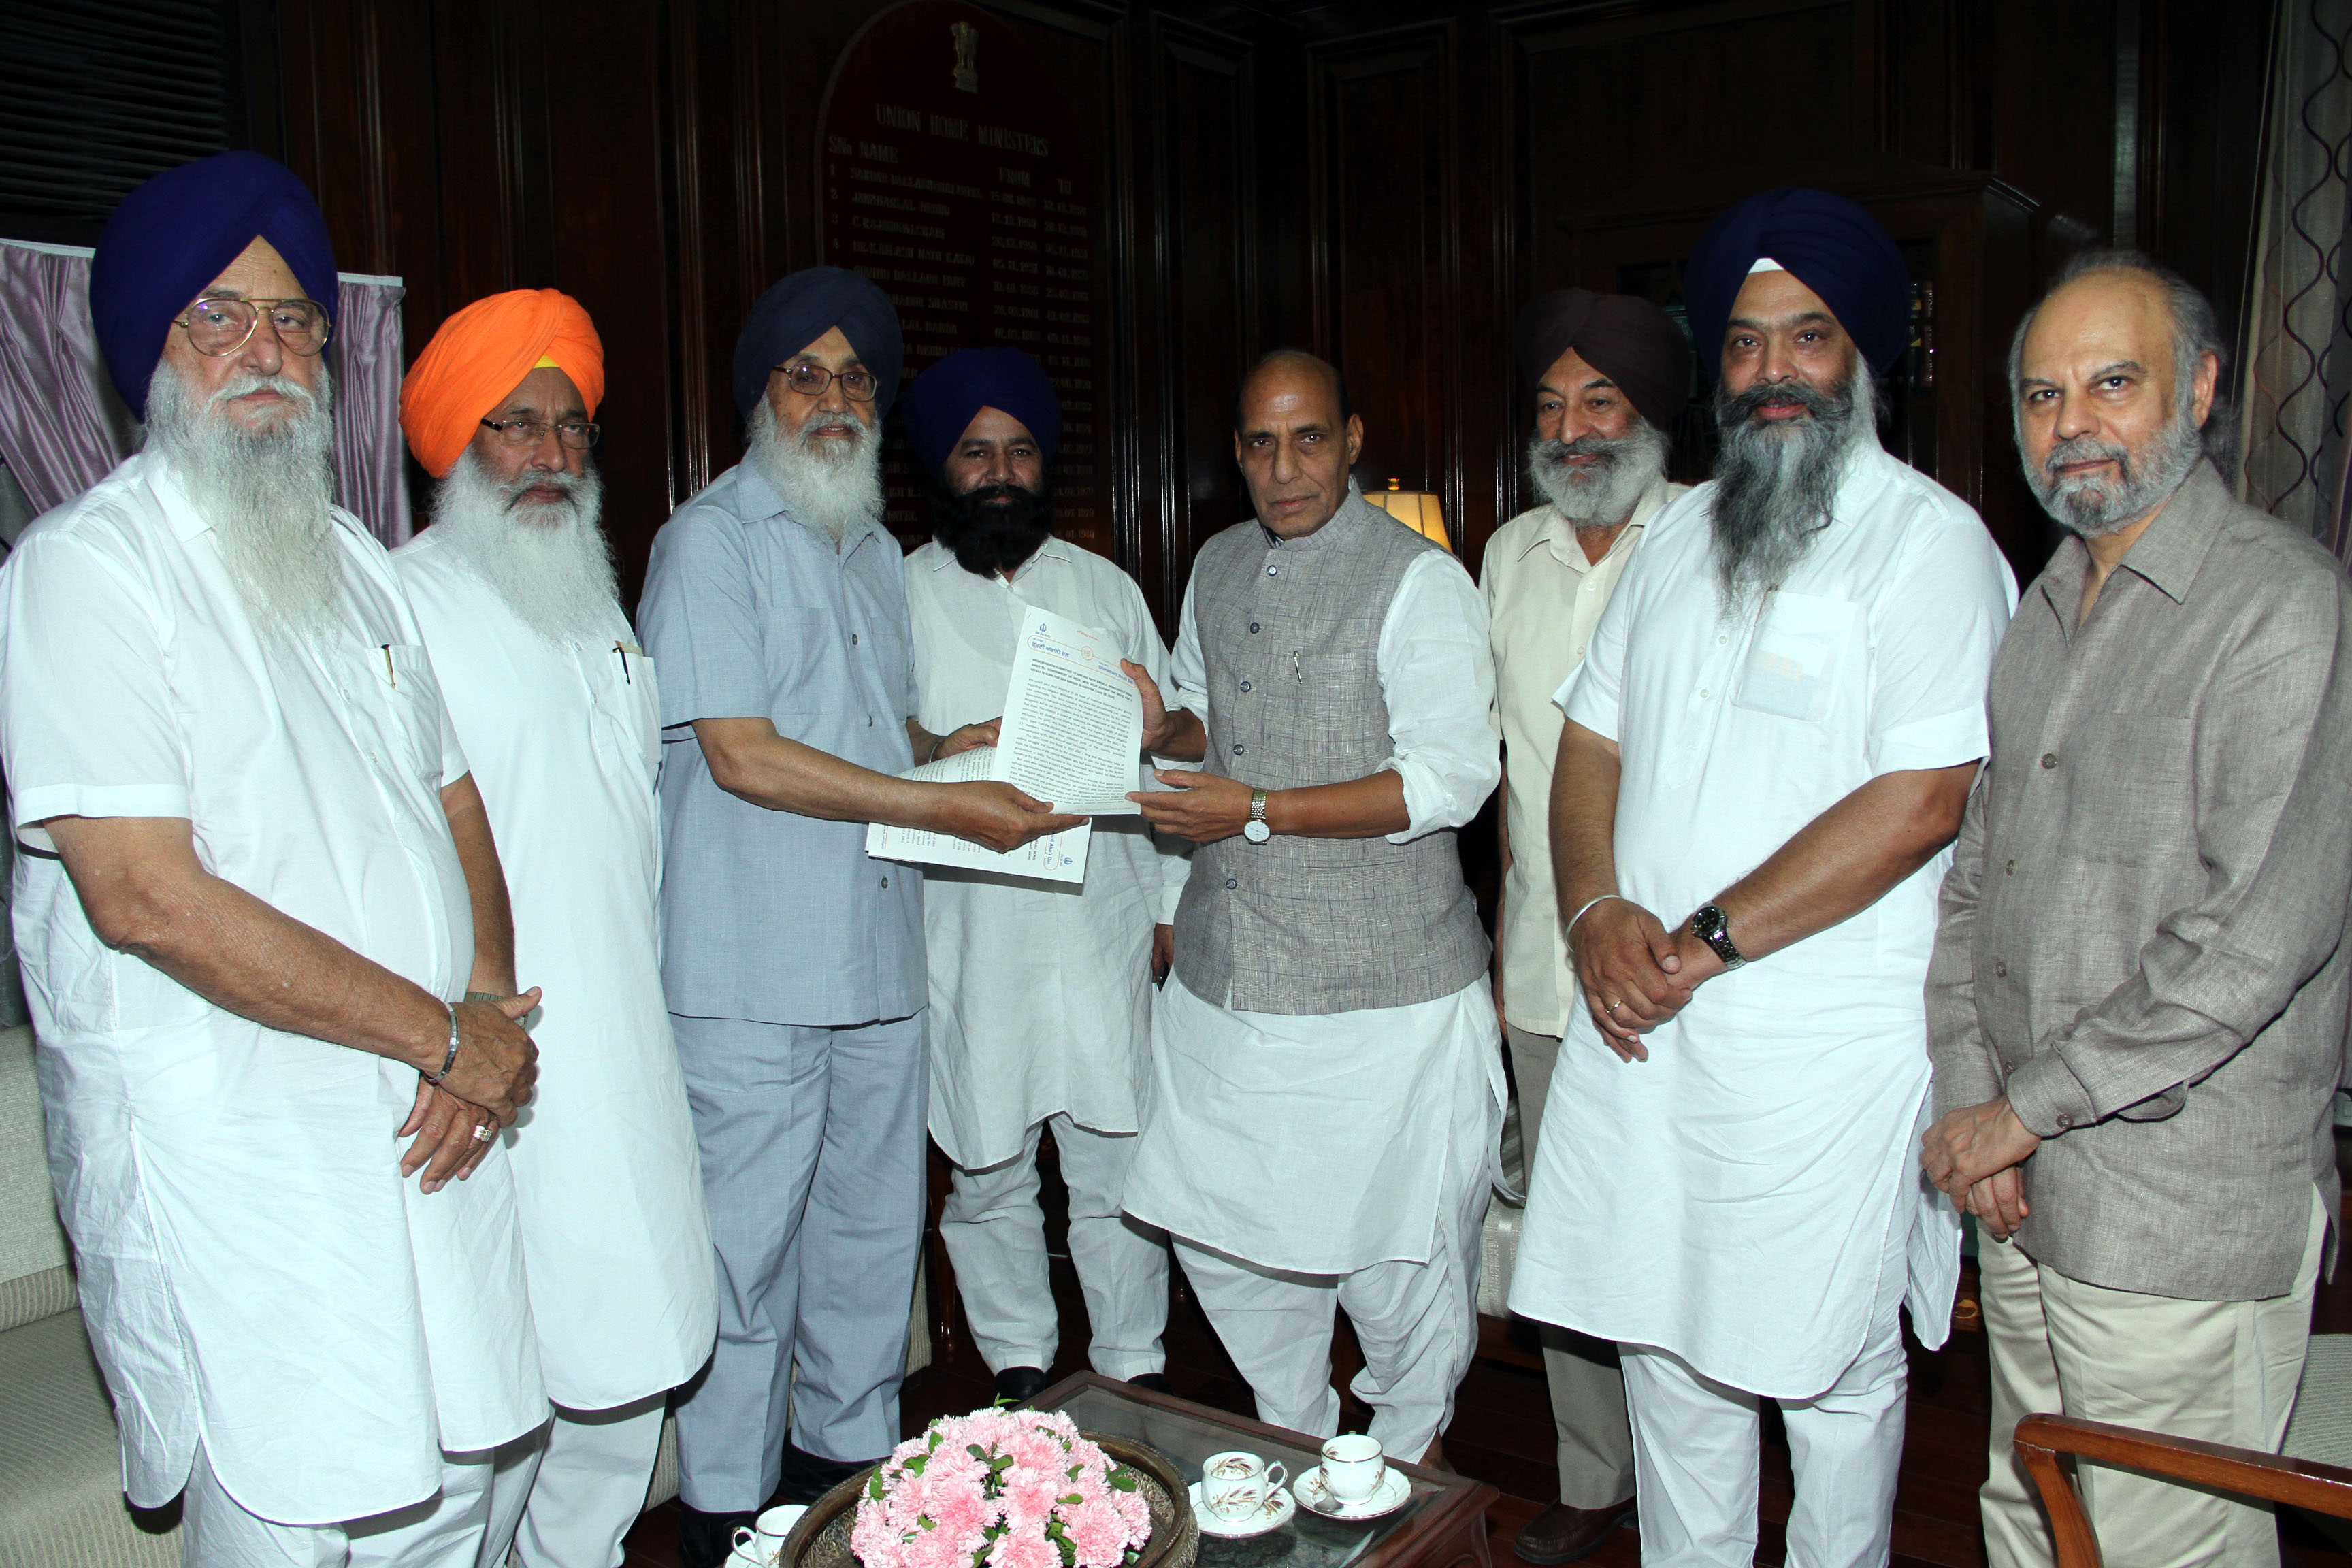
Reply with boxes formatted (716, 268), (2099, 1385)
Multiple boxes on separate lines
(1482, 288), (1688, 1563)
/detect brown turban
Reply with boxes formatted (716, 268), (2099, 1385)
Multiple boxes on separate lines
(1512, 289), (1692, 431)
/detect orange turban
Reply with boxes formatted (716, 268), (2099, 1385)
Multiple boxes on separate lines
(400, 289), (604, 478)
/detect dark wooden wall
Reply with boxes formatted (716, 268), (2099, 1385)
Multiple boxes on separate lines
(227, 0), (2272, 620)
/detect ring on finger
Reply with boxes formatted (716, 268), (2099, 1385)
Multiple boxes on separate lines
(472, 1122), (493, 1143)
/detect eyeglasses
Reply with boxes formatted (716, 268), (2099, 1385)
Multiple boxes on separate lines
(175, 297), (331, 357)
(772, 362), (879, 402)
(478, 416), (602, 450)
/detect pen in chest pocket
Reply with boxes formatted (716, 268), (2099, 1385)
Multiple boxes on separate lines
(1293, 649), (1302, 683)
(380, 644), (395, 687)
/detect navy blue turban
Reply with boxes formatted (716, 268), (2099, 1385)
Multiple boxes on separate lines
(732, 267), (904, 419)
(1683, 187), (1910, 378)
(1513, 289), (1692, 431)
(91, 151), (339, 421)
(898, 348), (1060, 474)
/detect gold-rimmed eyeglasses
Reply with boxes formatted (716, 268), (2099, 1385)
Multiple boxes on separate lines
(772, 362), (879, 402)
(478, 416), (601, 451)
(174, 297), (332, 357)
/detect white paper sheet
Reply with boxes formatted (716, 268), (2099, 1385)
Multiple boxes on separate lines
(865, 608), (1142, 883)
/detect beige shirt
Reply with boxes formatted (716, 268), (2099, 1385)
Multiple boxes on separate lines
(1480, 476), (1683, 1034)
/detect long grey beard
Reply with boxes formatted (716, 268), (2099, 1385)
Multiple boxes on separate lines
(426, 451), (618, 644)
(2025, 415), (2202, 537)
(1529, 422), (1670, 528)
(744, 399), (883, 544)
(1708, 357), (1878, 613)
(144, 359), (341, 645)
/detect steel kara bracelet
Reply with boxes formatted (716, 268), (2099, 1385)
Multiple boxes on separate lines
(424, 1003), (461, 1085)
(1565, 892), (1629, 939)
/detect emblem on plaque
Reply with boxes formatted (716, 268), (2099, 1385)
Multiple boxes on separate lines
(951, 21), (979, 93)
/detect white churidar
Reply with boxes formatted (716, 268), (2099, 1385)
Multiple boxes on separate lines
(180, 1440), (502, 1567)
(902, 538), (1188, 1169)
(0, 453), (544, 1525)
(393, 529), (718, 1413)
(1510, 443), (2016, 1400)
(480, 1394), (669, 1568)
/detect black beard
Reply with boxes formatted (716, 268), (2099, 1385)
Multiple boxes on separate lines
(929, 476), (1055, 576)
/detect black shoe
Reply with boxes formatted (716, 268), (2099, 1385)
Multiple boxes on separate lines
(775, 1440), (880, 1505)
(1126, 1372), (1175, 1395)
(994, 1365), (1051, 1403)
(679, 1504), (758, 1568)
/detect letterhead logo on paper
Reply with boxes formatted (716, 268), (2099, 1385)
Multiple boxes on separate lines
(951, 21), (979, 93)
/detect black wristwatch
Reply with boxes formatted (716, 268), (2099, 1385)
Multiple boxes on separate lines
(1690, 904), (1747, 970)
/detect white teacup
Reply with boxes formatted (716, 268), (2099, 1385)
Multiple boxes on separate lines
(1201, 1449), (1286, 1522)
(732, 1503), (808, 1564)
(1319, 1433), (1384, 1505)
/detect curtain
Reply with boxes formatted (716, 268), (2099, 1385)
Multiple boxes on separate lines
(0, 240), (411, 545)
(2240, 0), (2352, 551)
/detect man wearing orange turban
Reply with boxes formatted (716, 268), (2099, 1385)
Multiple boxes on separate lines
(393, 290), (717, 1568)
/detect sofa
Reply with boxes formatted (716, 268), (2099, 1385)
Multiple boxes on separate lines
(0, 1024), (929, 1565)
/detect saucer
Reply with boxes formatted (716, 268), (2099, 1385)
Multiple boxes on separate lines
(1292, 1463), (1411, 1520)
(1188, 1479), (1296, 1538)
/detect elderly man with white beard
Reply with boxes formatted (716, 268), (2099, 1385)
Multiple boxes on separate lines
(0, 153), (546, 1567)
(1509, 189), (2016, 1568)
(1924, 255), (2352, 1568)
(1480, 288), (1689, 1563)
(391, 289), (718, 1568)
(639, 269), (1083, 1568)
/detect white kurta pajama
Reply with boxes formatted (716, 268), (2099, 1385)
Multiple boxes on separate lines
(394, 529), (719, 1568)
(0, 455), (545, 1563)
(904, 537), (1181, 1378)
(1509, 442), (2014, 1567)
(1124, 551), (1505, 1459)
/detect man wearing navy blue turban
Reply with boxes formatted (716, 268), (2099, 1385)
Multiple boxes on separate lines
(641, 279), (1083, 1567)
(1510, 187), (2018, 1567)
(894, 347), (1179, 1409)
(1, 152), (550, 1565)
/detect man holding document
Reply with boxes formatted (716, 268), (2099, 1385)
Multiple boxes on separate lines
(638, 273), (1080, 1564)
(894, 347), (1181, 1403)
(1122, 350), (1503, 1464)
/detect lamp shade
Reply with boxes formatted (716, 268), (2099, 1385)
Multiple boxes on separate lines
(1362, 478), (1449, 551)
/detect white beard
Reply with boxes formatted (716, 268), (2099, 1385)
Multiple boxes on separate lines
(425, 450), (619, 645)
(143, 359), (342, 646)
(743, 398), (883, 544)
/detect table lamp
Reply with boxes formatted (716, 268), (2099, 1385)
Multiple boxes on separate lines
(1362, 477), (1449, 550)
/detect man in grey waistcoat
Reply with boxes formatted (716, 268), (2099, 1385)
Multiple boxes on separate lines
(1124, 350), (1503, 1463)
(638, 268), (1082, 1568)
(1924, 254), (2352, 1568)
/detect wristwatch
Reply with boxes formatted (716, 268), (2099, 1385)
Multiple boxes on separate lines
(1689, 903), (1746, 969)
(1243, 787), (1271, 843)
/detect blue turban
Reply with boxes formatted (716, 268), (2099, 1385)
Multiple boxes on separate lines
(732, 267), (904, 419)
(1683, 187), (1910, 378)
(898, 348), (1060, 474)
(91, 152), (339, 421)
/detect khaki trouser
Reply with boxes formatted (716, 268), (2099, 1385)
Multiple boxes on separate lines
(1507, 1023), (1638, 1509)
(1980, 1189), (2326, 1568)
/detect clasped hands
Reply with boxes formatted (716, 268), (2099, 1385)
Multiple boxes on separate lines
(1570, 898), (1726, 1062)
(399, 990), (541, 1195)
(1919, 1097), (2040, 1241)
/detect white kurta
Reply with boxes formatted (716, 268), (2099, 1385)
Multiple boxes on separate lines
(903, 538), (1186, 1169)
(1122, 551), (1505, 1275)
(393, 529), (718, 1411)
(0, 454), (544, 1524)
(1508, 442), (2016, 1398)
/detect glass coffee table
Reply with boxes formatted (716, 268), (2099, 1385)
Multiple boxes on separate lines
(1023, 1373), (1497, 1568)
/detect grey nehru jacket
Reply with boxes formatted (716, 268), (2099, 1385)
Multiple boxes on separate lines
(1927, 459), (2352, 1300)
(638, 462), (926, 1028)
(1175, 495), (1490, 1015)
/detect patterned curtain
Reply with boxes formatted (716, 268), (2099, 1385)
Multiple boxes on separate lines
(2241, 0), (2352, 551)
(0, 240), (411, 545)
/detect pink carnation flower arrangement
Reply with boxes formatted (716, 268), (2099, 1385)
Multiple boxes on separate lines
(849, 1408), (1156, 1568)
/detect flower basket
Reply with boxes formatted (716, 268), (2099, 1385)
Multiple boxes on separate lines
(780, 1420), (1196, 1568)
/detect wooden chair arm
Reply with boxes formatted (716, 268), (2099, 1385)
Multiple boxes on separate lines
(2014, 1413), (2352, 1568)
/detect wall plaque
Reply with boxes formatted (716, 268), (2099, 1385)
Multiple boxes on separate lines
(819, 1), (1113, 557)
